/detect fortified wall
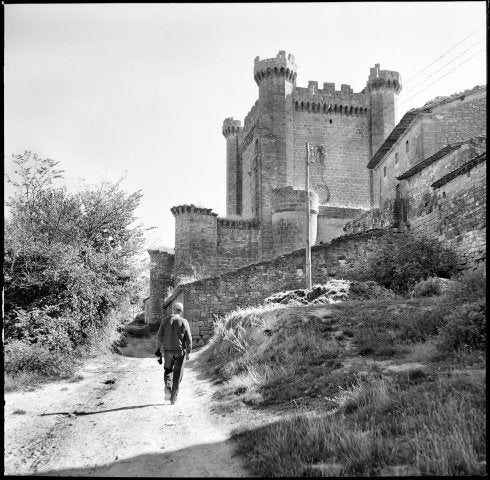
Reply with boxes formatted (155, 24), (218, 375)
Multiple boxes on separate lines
(148, 51), (485, 329)
(150, 51), (400, 309)
(161, 230), (398, 346)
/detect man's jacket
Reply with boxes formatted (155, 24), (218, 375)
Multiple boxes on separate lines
(156, 314), (192, 354)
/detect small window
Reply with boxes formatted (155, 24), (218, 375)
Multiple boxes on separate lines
(383, 165), (387, 177)
(406, 140), (409, 153)
(329, 119), (332, 124)
(395, 153), (399, 164)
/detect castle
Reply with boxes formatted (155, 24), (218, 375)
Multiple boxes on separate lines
(147, 50), (486, 333)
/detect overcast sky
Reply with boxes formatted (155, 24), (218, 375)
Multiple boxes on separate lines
(4, 2), (486, 250)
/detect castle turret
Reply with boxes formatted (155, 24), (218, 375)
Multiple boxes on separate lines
(222, 118), (242, 217)
(253, 51), (298, 258)
(254, 50), (297, 186)
(271, 186), (319, 257)
(147, 250), (174, 324)
(367, 64), (402, 157)
(171, 205), (218, 282)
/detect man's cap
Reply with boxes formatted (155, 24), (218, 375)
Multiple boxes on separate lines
(173, 302), (184, 311)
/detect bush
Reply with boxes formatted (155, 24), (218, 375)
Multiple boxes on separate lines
(346, 233), (457, 294)
(412, 277), (442, 297)
(437, 300), (486, 352)
(397, 306), (448, 343)
(4, 340), (76, 377)
(443, 272), (486, 307)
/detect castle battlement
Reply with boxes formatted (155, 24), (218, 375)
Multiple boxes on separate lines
(294, 87), (367, 102)
(222, 117), (241, 137)
(254, 50), (297, 85)
(170, 205), (218, 217)
(217, 218), (260, 229)
(366, 63), (402, 93)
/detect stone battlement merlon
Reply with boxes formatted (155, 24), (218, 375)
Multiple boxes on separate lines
(222, 117), (241, 137)
(254, 50), (297, 86)
(217, 218), (261, 229)
(170, 205), (218, 217)
(294, 87), (368, 103)
(366, 63), (402, 93)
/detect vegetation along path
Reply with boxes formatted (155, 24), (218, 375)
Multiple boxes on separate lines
(4, 330), (248, 477)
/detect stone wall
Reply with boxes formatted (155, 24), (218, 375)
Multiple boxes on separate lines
(343, 199), (398, 235)
(271, 186), (319, 256)
(317, 206), (367, 243)
(163, 230), (396, 345)
(291, 106), (371, 209)
(407, 156), (486, 272)
(216, 218), (261, 274)
(148, 250), (174, 324)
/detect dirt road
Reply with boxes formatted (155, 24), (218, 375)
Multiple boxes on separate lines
(4, 332), (249, 477)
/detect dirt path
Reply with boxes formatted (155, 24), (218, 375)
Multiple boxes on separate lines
(4, 333), (249, 477)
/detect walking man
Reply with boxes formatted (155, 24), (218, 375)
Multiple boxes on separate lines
(155, 302), (192, 405)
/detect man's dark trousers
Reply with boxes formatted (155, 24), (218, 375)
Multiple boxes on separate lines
(163, 350), (185, 402)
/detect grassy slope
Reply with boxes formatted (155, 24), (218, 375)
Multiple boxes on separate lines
(202, 285), (486, 476)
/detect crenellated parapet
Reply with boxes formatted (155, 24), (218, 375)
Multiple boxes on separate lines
(217, 218), (260, 229)
(222, 117), (242, 138)
(293, 82), (369, 116)
(366, 63), (402, 93)
(171, 204), (218, 217)
(254, 50), (297, 85)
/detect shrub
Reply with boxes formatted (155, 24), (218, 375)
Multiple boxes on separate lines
(346, 233), (457, 294)
(437, 300), (486, 352)
(4, 340), (76, 377)
(443, 272), (486, 307)
(397, 306), (448, 343)
(412, 277), (442, 297)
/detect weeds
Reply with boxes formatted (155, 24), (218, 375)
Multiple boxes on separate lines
(208, 276), (486, 477)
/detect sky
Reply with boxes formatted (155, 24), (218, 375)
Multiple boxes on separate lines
(4, 2), (487, 251)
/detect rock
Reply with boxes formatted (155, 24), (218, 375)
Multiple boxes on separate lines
(385, 363), (427, 374)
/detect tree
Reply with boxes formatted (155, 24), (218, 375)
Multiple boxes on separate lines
(4, 151), (146, 351)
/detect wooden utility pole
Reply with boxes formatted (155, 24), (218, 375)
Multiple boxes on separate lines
(305, 142), (312, 290)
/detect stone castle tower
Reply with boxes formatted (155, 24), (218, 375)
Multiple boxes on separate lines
(147, 51), (402, 323)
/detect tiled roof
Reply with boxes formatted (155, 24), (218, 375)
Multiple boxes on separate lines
(367, 109), (420, 169)
(367, 84), (486, 170)
(431, 152), (486, 189)
(419, 84), (486, 112)
(396, 142), (465, 180)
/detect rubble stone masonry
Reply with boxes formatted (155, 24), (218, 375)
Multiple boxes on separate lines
(162, 230), (396, 345)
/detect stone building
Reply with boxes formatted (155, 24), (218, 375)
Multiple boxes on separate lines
(344, 85), (486, 271)
(147, 51), (486, 326)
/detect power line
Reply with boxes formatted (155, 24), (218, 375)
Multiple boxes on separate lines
(403, 23), (485, 85)
(396, 48), (485, 111)
(405, 37), (484, 94)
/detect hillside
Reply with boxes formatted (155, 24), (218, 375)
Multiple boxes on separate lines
(202, 277), (486, 476)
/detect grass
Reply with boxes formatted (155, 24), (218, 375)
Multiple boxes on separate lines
(205, 274), (486, 476)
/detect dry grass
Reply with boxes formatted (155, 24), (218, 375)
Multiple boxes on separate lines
(206, 279), (486, 477)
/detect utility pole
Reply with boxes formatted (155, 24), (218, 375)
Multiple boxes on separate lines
(305, 142), (312, 290)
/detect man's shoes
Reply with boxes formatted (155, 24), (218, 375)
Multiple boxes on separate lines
(170, 397), (177, 405)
